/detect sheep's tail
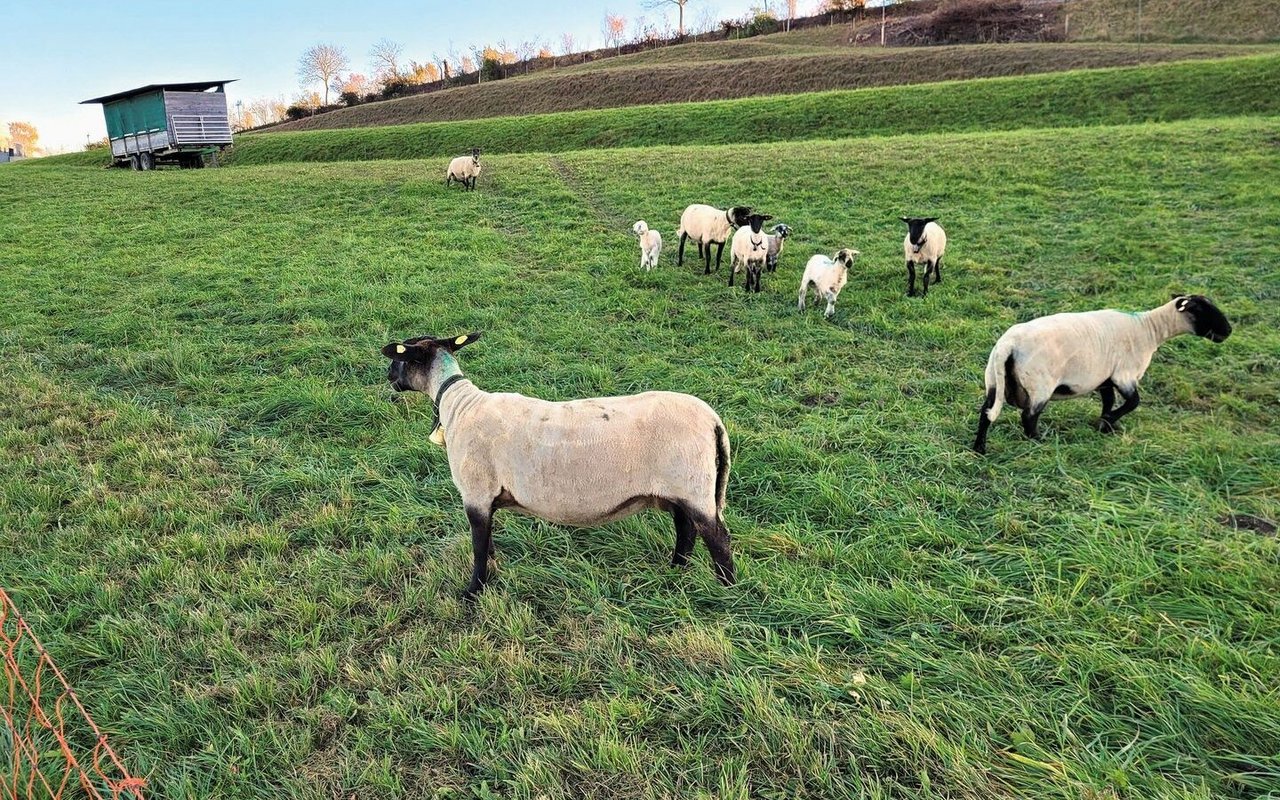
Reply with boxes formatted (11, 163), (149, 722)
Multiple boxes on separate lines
(714, 423), (730, 519)
(983, 340), (1016, 422)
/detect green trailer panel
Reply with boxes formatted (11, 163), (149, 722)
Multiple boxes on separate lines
(103, 91), (168, 139)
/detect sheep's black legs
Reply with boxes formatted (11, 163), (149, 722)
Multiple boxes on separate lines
(974, 388), (996, 454)
(678, 233), (688, 267)
(933, 257), (942, 284)
(1096, 381), (1118, 431)
(463, 506), (494, 599)
(921, 264), (931, 297)
(907, 261), (917, 297)
(1101, 386), (1140, 431)
(697, 518), (735, 586)
(714, 242), (726, 272)
(671, 507), (697, 567)
(704, 244), (714, 275)
(1021, 402), (1045, 440)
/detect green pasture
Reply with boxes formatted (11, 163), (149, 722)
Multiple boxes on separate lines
(1, 112), (1278, 799)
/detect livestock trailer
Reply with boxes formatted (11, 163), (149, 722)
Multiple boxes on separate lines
(81, 80), (235, 169)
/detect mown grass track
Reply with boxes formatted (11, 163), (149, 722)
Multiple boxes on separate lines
(2, 113), (1278, 798)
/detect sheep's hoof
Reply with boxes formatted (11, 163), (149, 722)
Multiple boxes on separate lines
(1098, 418), (1119, 434)
(461, 584), (485, 602)
(907, 290), (918, 298)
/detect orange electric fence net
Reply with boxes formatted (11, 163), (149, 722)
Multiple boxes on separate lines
(0, 588), (145, 800)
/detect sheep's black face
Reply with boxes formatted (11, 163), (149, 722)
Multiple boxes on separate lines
(382, 332), (483, 394)
(728, 206), (753, 227)
(1175, 295), (1232, 343)
(835, 248), (860, 268)
(901, 217), (937, 252)
(746, 213), (773, 234)
(771, 223), (791, 239)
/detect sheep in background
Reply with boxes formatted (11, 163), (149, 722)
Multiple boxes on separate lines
(798, 248), (859, 320)
(765, 224), (792, 273)
(381, 332), (736, 597)
(729, 212), (774, 293)
(632, 220), (663, 270)
(973, 295), (1233, 454)
(677, 204), (753, 274)
(446, 147), (482, 191)
(901, 217), (946, 297)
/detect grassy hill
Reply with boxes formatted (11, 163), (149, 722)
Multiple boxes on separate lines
(38, 53), (1280, 170)
(264, 42), (1270, 133)
(3, 107), (1279, 799)
(1066, 0), (1280, 42)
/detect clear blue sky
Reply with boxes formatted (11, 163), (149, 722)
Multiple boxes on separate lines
(0, 0), (770, 154)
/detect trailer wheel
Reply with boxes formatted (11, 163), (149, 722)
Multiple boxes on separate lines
(139, 152), (154, 170)
(129, 154), (141, 171)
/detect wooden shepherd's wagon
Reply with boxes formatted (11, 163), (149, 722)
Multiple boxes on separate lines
(81, 80), (235, 170)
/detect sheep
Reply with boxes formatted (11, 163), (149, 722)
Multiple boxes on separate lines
(765, 223), (792, 273)
(728, 213), (774, 293)
(798, 248), (860, 320)
(901, 217), (947, 297)
(632, 220), (663, 270)
(972, 295), (1233, 454)
(677, 204), (753, 275)
(445, 147), (481, 191)
(381, 332), (735, 597)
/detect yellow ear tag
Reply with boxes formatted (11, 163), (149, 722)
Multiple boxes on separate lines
(429, 424), (447, 447)
(454, 335), (468, 346)
(395, 344), (406, 354)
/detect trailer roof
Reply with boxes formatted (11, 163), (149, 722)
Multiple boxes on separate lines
(80, 80), (236, 105)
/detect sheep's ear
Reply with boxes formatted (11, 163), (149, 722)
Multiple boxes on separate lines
(382, 342), (431, 362)
(1175, 297), (1190, 312)
(761, 214), (774, 221)
(899, 217), (909, 223)
(924, 217), (938, 223)
(446, 331), (482, 351)
(1170, 292), (1184, 301)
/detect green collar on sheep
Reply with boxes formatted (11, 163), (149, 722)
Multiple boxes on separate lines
(428, 355), (466, 447)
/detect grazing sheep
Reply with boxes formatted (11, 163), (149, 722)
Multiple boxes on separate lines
(901, 217), (947, 297)
(382, 333), (736, 597)
(972, 295), (1233, 454)
(632, 220), (663, 270)
(677, 204), (753, 274)
(728, 213), (774, 293)
(765, 224), (792, 273)
(446, 147), (482, 191)
(798, 248), (859, 320)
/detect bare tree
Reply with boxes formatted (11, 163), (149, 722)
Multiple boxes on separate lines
(369, 38), (404, 84)
(786, 0), (798, 30)
(298, 43), (349, 106)
(644, 0), (690, 36)
(602, 11), (627, 53)
(560, 32), (576, 56)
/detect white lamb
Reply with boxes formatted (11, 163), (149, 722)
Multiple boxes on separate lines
(382, 332), (735, 597)
(446, 147), (481, 191)
(728, 212), (774, 293)
(677, 204), (753, 274)
(973, 295), (1233, 454)
(632, 220), (663, 270)
(901, 217), (946, 297)
(798, 248), (859, 319)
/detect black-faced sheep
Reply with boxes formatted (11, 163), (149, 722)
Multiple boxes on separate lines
(728, 213), (774, 293)
(901, 217), (946, 297)
(677, 204), (752, 274)
(382, 333), (736, 597)
(973, 295), (1233, 454)
(446, 148), (481, 191)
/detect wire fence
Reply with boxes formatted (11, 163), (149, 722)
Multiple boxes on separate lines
(0, 588), (146, 800)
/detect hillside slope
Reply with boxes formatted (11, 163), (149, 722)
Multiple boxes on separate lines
(264, 42), (1267, 133)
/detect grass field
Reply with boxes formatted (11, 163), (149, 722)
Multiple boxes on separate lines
(1065, 0), (1280, 42)
(263, 42), (1273, 133)
(3, 102), (1279, 798)
(44, 53), (1280, 170)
